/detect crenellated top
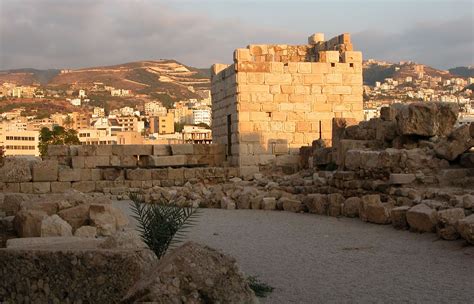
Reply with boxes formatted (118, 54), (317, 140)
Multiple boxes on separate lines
(211, 33), (362, 78)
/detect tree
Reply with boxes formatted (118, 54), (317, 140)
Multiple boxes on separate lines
(64, 116), (74, 129)
(39, 126), (80, 157)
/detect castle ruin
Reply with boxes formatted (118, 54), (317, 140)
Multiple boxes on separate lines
(211, 33), (363, 177)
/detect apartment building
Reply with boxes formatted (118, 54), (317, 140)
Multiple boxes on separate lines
(149, 113), (175, 134)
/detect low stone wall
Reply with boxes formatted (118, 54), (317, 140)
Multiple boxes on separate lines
(0, 239), (157, 303)
(0, 144), (240, 194)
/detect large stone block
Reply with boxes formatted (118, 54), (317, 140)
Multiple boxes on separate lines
(406, 204), (438, 233)
(58, 168), (82, 182)
(280, 197), (303, 213)
(126, 169), (152, 181)
(0, 240), (156, 303)
(0, 158), (32, 182)
(343, 197), (360, 218)
(33, 182), (51, 194)
(389, 174), (416, 185)
(396, 102), (459, 137)
(139, 155), (187, 167)
(13, 209), (48, 237)
(390, 206), (410, 230)
(457, 214), (474, 244)
(72, 181), (96, 193)
(41, 214), (73, 237)
(47, 145), (70, 156)
(57, 204), (90, 230)
(306, 194), (329, 215)
(436, 208), (465, 240)
(51, 182), (72, 193)
(122, 145), (153, 156)
(32, 160), (58, 182)
(434, 124), (473, 161)
(170, 144), (194, 155)
(328, 193), (345, 217)
(152, 145), (172, 156)
(84, 156), (110, 168)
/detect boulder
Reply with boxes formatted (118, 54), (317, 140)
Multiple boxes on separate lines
(57, 204), (91, 231)
(436, 208), (465, 240)
(99, 230), (146, 250)
(122, 242), (258, 304)
(74, 225), (97, 238)
(328, 193), (344, 217)
(306, 194), (329, 215)
(280, 197), (303, 212)
(32, 160), (59, 182)
(262, 197), (276, 210)
(89, 204), (129, 236)
(434, 124), (473, 161)
(0, 158), (33, 182)
(220, 196), (236, 210)
(2, 193), (29, 216)
(406, 204), (438, 233)
(396, 102), (459, 137)
(459, 153), (474, 168)
(457, 214), (474, 244)
(390, 206), (410, 230)
(342, 197), (360, 218)
(41, 214), (73, 237)
(13, 209), (48, 237)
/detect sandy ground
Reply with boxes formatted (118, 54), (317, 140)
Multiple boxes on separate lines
(114, 201), (474, 304)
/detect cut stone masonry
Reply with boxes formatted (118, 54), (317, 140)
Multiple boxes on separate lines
(211, 33), (363, 178)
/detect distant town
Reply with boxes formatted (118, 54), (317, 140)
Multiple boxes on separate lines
(0, 59), (472, 157)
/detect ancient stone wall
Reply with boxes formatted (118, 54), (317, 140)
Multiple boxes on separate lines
(211, 33), (363, 178)
(0, 144), (239, 194)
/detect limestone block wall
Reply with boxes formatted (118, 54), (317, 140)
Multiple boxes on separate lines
(0, 144), (238, 194)
(211, 33), (363, 177)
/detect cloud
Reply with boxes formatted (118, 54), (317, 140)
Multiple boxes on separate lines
(0, 0), (472, 70)
(353, 16), (474, 69)
(0, 0), (298, 69)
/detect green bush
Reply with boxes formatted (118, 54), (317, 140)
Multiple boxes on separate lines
(247, 276), (274, 298)
(130, 194), (200, 259)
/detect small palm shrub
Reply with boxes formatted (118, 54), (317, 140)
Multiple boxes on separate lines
(247, 276), (275, 298)
(130, 193), (200, 259)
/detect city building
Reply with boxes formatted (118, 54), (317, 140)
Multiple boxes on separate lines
(192, 107), (212, 126)
(0, 130), (40, 156)
(150, 113), (175, 134)
(144, 101), (167, 117)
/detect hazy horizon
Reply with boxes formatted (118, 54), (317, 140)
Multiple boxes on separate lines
(1, 0), (473, 70)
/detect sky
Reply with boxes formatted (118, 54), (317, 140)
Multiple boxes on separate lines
(0, 0), (473, 70)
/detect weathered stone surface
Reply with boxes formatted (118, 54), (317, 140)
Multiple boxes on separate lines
(0, 241), (157, 303)
(0, 158), (32, 182)
(459, 153), (474, 168)
(406, 203), (438, 233)
(13, 209), (48, 237)
(89, 204), (129, 236)
(436, 208), (465, 240)
(122, 242), (258, 304)
(328, 193), (344, 217)
(343, 197), (360, 218)
(306, 194), (328, 215)
(396, 102), (459, 137)
(51, 181), (72, 193)
(32, 160), (58, 182)
(2, 193), (29, 216)
(137, 155), (187, 167)
(390, 206), (410, 230)
(74, 225), (97, 238)
(47, 145), (70, 156)
(389, 173), (416, 185)
(99, 230), (146, 250)
(41, 214), (73, 237)
(121, 144), (153, 156)
(58, 168), (82, 182)
(152, 145), (172, 156)
(280, 197), (303, 212)
(434, 124), (473, 161)
(72, 181), (96, 193)
(457, 214), (474, 244)
(262, 197), (276, 210)
(57, 204), (90, 231)
(171, 144), (194, 155)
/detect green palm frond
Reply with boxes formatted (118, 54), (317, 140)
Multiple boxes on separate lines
(129, 193), (201, 259)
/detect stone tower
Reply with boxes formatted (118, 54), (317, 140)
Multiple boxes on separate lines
(211, 33), (363, 177)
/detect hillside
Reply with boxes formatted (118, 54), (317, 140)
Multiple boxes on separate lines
(449, 66), (474, 78)
(363, 61), (466, 86)
(0, 60), (211, 102)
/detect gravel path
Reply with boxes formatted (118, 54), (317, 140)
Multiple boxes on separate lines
(114, 202), (474, 304)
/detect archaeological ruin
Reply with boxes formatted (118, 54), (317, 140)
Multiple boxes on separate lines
(211, 33), (363, 177)
(0, 33), (473, 303)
